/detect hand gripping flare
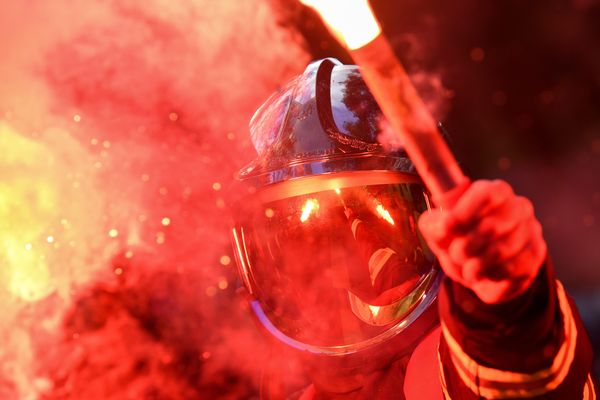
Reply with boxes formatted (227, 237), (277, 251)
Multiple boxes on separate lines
(301, 0), (547, 303)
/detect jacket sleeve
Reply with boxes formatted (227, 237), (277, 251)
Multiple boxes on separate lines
(437, 259), (597, 399)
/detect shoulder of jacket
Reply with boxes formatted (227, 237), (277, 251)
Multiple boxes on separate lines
(404, 326), (444, 400)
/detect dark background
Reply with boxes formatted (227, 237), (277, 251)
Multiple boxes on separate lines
(278, 0), (600, 379)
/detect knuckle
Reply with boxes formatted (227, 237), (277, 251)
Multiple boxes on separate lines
(469, 180), (491, 198)
(472, 180), (489, 190)
(517, 196), (534, 218)
(449, 238), (468, 262)
(493, 179), (513, 194)
(531, 219), (543, 237)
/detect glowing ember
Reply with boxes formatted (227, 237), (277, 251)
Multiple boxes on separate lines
(300, 0), (381, 49)
(219, 255), (231, 266)
(300, 198), (319, 222)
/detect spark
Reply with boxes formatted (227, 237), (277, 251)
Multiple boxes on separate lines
(300, 198), (319, 222)
(375, 204), (395, 225)
(161, 217), (171, 226)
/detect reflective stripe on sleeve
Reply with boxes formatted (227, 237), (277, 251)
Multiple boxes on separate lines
(440, 280), (577, 399)
(437, 342), (452, 400)
(584, 374), (597, 400)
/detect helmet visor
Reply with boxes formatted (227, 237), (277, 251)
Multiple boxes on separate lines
(232, 173), (439, 352)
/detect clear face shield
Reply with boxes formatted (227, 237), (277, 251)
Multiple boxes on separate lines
(231, 172), (441, 355)
(232, 59), (442, 356)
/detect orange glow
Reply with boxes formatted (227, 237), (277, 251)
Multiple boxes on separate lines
(0, 125), (58, 301)
(375, 204), (395, 225)
(0, 123), (108, 302)
(300, 198), (319, 222)
(300, 0), (381, 50)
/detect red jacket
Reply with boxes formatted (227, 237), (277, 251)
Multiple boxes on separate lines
(267, 261), (597, 400)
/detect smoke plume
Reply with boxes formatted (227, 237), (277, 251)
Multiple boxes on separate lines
(0, 1), (308, 398)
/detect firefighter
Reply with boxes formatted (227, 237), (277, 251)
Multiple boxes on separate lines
(230, 58), (597, 399)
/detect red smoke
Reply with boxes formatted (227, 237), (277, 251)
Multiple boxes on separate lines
(0, 1), (308, 398)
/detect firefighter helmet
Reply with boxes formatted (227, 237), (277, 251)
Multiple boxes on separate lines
(231, 58), (442, 357)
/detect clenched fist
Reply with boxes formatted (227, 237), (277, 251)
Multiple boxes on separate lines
(418, 180), (547, 304)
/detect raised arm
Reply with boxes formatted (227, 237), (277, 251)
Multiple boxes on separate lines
(419, 179), (597, 399)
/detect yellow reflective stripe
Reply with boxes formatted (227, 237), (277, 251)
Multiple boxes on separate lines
(584, 374), (596, 400)
(441, 280), (577, 398)
(437, 342), (452, 400)
(368, 247), (396, 285)
(445, 343), (488, 396)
